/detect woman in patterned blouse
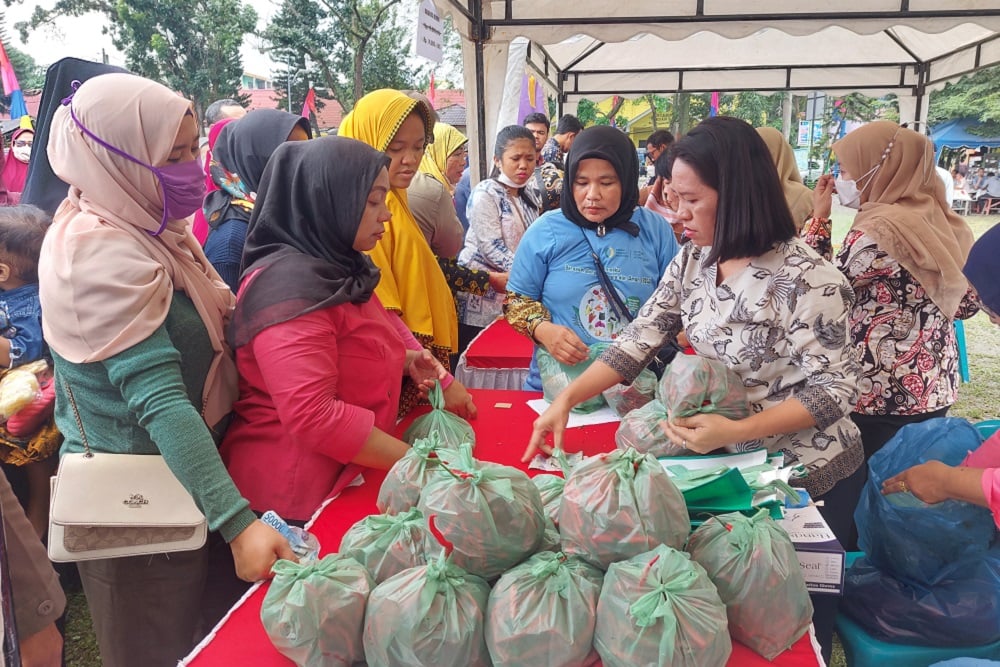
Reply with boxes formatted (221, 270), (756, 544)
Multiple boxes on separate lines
(805, 121), (978, 463)
(526, 116), (864, 664)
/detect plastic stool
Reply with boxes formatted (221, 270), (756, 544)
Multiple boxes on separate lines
(977, 420), (1000, 440)
(837, 553), (1000, 667)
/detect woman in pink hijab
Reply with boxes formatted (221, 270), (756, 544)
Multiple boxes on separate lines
(191, 118), (237, 244)
(1, 128), (32, 197)
(39, 73), (293, 666)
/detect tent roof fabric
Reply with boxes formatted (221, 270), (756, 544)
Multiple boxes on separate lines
(931, 117), (1000, 150)
(443, 1), (1000, 176)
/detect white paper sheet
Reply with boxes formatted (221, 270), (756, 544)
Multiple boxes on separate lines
(526, 398), (621, 427)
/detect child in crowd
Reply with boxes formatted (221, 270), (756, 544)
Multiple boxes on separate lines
(0, 205), (59, 538)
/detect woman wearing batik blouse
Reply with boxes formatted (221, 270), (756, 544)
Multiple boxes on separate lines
(805, 121), (979, 462)
(526, 116), (864, 665)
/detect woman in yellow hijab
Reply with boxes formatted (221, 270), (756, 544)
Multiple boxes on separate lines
(421, 122), (468, 193)
(339, 89), (475, 417)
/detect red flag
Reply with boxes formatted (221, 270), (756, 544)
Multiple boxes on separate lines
(428, 71), (436, 108)
(710, 91), (719, 117)
(300, 87), (317, 119)
(0, 39), (21, 96)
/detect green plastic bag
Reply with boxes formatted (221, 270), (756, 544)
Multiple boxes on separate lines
(614, 399), (691, 457)
(659, 354), (751, 421)
(686, 509), (813, 660)
(363, 523), (492, 667)
(261, 554), (373, 667)
(537, 346), (607, 414)
(594, 545), (732, 667)
(603, 367), (658, 417)
(531, 473), (565, 527)
(417, 443), (545, 579)
(377, 432), (459, 514)
(402, 380), (476, 447)
(559, 448), (688, 570)
(338, 507), (442, 584)
(486, 551), (604, 667)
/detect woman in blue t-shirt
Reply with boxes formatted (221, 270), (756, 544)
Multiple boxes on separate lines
(505, 125), (680, 391)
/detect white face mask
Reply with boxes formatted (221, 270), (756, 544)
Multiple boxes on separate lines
(11, 145), (31, 163)
(495, 170), (523, 189)
(835, 164), (879, 209)
(835, 175), (861, 209)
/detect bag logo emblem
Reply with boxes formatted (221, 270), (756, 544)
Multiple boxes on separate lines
(123, 493), (149, 508)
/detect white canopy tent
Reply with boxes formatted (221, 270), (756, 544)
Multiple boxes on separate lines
(439, 1), (1000, 177)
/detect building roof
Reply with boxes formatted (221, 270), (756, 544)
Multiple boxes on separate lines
(242, 88), (346, 129)
(430, 88), (465, 110)
(436, 103), (467, 127)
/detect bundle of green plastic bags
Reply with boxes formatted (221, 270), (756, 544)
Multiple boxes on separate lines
(686, 509), (813, 660)
(531, 473), (565, 551)
(531, 473), (565, 526)
(401, 380), (476, 448)
(594, 545), (732, 667)
(485, 551), (604, 666)
(261, 554), (372, 667)
(338, 507), (442, 584)
(614, 398), (688, 457)
(377, 432), (458, 514)
(363, 519), (492, 667)
(559, 448), (688, 570)
(660, 354), (751, 421)
(602, 367), (658, 417)
(537, 345), (607, 413)
(417, 443), (545, 579)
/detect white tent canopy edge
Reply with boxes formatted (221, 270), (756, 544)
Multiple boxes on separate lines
(440, 1), (1000, 180)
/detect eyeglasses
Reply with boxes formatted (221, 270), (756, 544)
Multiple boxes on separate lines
(13, 140), (32, 148)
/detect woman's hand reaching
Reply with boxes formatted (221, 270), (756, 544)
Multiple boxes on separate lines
(406, 349), (447, 393)
(812, 173), (835, 219)
(534, 322), (589, 364)
(229, 519), (298, 582)
(661, 413), (743, 454)
(443, 379), (478, 420)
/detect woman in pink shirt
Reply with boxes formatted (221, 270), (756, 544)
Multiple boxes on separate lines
(884, 223), (1000, 526)
(220, 136), (457, 523)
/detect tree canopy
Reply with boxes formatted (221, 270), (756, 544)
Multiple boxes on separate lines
(13, 0), (257, 119)
(264, 0), (422, 113)
(929, 64), (1000, 136)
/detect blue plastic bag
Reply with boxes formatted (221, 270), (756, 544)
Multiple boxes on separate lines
(842, 549), (1000, 647)
(856, 418), (996, 585)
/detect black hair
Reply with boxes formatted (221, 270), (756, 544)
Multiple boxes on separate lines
(666, 116), (796, 265)
(647, 129), (675, 149)
(493, 124), (536, 161)
(204, 98), (243, 126)
(653, 150), (672, 180)
(523, 112), (550, 127)
(556, 114), (584, 136)
(0, 205), (52, 283)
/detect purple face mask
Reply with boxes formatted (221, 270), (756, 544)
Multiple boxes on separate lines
(62, 87), (205, 235)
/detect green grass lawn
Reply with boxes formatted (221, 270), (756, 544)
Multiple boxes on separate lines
(62, 212), (1000, 667)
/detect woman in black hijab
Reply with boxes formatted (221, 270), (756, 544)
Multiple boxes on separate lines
(220, 136), (454, 525)
(202, 109), (311, 291)
(504, 125), (682, 392)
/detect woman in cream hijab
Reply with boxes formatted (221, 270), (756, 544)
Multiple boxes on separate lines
(40, 73), (293, 666)
(809, 120), (978, 466)
(757, 126), (813, 229)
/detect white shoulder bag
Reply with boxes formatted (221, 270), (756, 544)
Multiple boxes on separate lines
(48, 382), (208, 562)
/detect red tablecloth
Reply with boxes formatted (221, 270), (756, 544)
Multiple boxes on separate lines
(463, 318), (534, 369)
(183, 389), (822, 667)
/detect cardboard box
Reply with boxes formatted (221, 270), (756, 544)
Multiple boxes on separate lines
(776, 503), (845, 595)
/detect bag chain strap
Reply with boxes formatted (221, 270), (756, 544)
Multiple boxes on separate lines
(61, 380), (93, 458)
